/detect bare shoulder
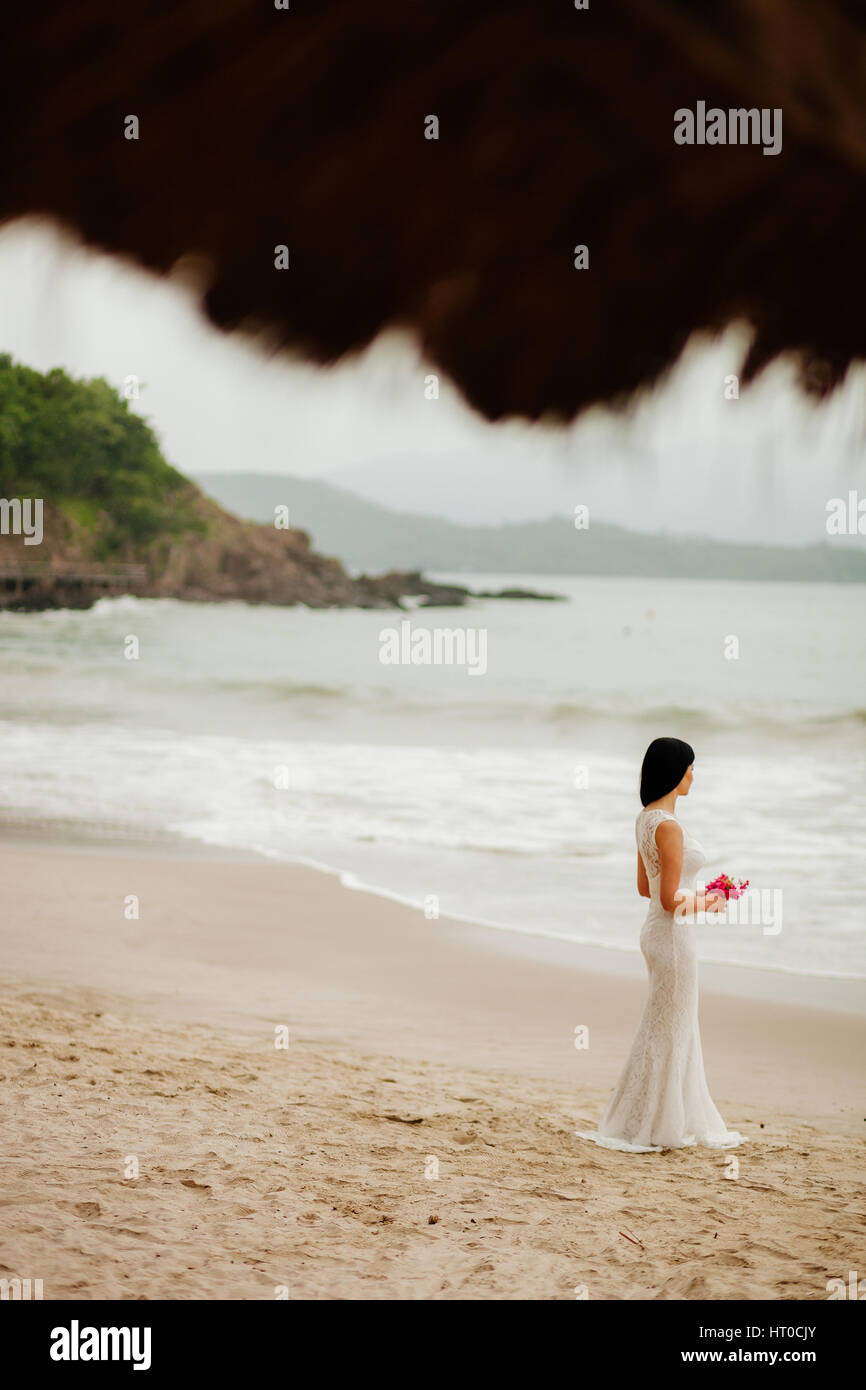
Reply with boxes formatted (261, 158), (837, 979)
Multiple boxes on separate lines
(655, 818), (683, 843)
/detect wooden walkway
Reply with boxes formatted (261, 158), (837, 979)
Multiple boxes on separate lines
(0, 562), (149, 602)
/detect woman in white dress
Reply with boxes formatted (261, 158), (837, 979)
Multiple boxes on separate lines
(578, 737), (744, 1152)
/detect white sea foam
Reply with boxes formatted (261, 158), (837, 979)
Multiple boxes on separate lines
(1, 575), (864, 979)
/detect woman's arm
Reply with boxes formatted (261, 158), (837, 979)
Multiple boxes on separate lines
(656, 820), (724, 918)
(636, 851), (650, 898)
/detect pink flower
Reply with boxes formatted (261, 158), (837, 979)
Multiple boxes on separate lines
(706, 874), (749, 900)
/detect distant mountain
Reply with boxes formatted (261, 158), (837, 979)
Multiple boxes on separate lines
(194, 472), (866, 582)
(327, 450), (577, 525)
(0, 357), (477, 612)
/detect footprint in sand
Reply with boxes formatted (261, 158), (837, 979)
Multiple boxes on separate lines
(451, 1130), (476, 1145)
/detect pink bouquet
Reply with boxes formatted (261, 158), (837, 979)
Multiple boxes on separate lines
(706, 873), (750, 900)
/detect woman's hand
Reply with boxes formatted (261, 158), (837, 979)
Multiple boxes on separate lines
(673, 888), (727, 920)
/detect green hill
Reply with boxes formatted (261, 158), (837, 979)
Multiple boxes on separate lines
(195, 471), (866, 583)
(0, 353), (204, 556)
(0, 357), (454, 611)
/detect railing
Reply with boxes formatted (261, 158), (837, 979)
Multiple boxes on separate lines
(0, 562), (149, 585)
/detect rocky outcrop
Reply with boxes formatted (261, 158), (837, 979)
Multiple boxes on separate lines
(0, 497), (557, 611)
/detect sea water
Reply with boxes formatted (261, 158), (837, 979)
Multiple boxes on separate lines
(1, 574), (864, 979)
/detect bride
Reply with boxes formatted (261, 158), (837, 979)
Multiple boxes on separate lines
(577, 737), (744, 1152)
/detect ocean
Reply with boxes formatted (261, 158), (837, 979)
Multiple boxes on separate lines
(1, 574), (864, 980)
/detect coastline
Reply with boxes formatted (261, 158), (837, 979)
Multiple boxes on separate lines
(2, 835), (863, 1122)
(3, 823), (864, 1009)
(2, 835), (864, 1299)
(4, 576), (864, 986)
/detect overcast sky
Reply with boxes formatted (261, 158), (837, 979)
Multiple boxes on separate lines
(1, 217), (864, 544)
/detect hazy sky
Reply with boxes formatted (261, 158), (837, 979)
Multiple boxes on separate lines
(1, 217), (864, 544)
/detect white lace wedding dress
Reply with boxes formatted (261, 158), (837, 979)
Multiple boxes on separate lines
(577, 809), (744, 1152)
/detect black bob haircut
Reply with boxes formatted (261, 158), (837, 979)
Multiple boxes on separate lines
(640, 737), (695, 807)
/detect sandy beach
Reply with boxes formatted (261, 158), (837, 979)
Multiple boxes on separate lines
(1, 840), (864, 1300)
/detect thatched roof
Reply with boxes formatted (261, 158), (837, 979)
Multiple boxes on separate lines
(1, 1), (864, 420)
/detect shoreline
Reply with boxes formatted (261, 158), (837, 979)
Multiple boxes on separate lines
(3, 824), (864, 1015)
(3, 834), (865, 1299)
(2, 836), (864, 1129)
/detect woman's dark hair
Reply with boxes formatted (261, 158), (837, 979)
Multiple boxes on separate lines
(640, 737), (695, 806)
